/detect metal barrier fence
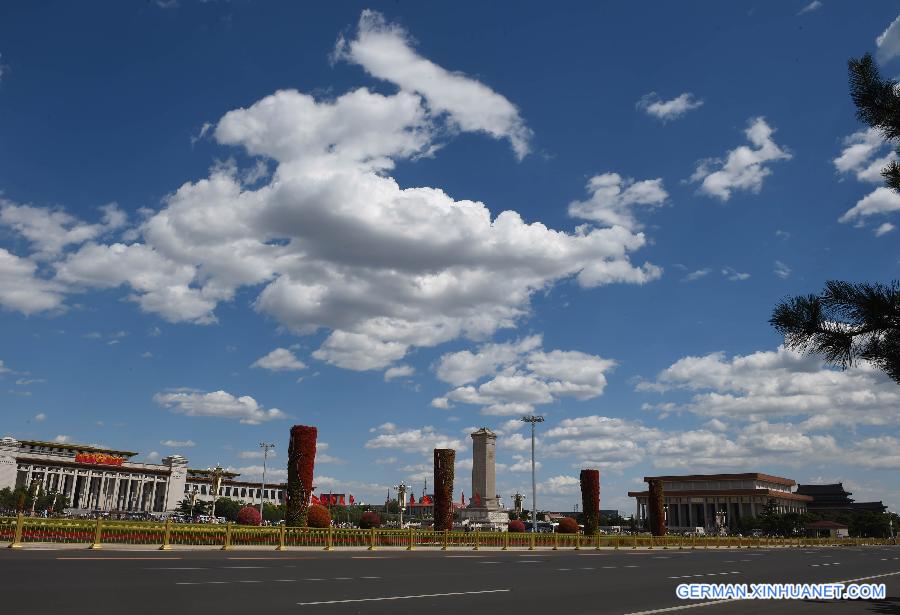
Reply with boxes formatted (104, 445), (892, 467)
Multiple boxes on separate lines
(3, 515), (897, 550)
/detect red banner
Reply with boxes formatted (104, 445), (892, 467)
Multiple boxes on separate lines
(75, 452), (124, 466)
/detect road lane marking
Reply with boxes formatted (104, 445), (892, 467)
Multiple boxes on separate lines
(297, 589), (511, 606)
(58, 557), (182, 560)
(625, 569), (900, 614)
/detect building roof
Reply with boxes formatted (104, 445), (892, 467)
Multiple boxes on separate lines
(643, 473), (796, 487)
(17, 439), (138, 458)
(796, 483), (851, 496)
(628, 488), (813, 502)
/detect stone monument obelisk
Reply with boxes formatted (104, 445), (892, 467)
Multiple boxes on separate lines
(459, 427), (507, 527)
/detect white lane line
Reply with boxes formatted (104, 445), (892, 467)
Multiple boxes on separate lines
(602, 566), (617, 569)
(360, 576), (382, 579)
(222, 566), (267, 569)
(239, 580), (262, 583)
(625, 565), (639, 568)
(334, 577), (353, 580)
(624, 570), (900, 615)
(297, 589), (511, 606)
(304, 578), (326, 581)
(557, 568), (572, 571)
(581, 567), (595, 570)
(275, 580), (297, 582)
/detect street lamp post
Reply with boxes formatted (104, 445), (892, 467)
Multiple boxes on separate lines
(521, 415), (544, 533)
(209, 465), (224, 523)
(189, 487), (199, 522)
(396, 483), (408, 528)
(259, 442), (275, 521)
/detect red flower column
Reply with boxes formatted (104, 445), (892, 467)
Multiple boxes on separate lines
(286, 425), (317, 527)
(579, 469), (600, 535)
(647, 478), (667, 536)
(433, 448), (455, 531)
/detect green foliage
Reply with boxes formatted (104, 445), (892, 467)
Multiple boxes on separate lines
(0, 486), (68, 513)
(262, 502), (284, 523)
(849, 53), (900, 192)
(213, 497), (242, 522)
(770, 280), (900, 383)
(176, 497), (210, 518)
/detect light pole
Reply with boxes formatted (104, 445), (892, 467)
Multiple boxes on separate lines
(396, 483), (408, 528)
(259, 442), (275, 521)
(521, 415), (544, 532)
(189, 486), (199, 522)
(209, 465), (224, 523)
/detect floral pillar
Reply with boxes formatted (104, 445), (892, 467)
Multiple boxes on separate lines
(580, 469), (600, 535)
(286, 425), (317, 527)
(648, 478), (666, 537)
(433, 448), (455, 531)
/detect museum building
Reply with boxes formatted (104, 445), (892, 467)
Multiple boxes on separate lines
(628, 473), (813, 531)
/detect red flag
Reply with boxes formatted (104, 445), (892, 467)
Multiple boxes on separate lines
(461, 491), (466, 506)
(409, 494), (416, 506)
(339, 495), (345, 506)
(473, 492), (481, 507)
(349, 494), (355, 505)
(311, 494), (320, 505)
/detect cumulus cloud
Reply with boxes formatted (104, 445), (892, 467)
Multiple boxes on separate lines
(251, 347), (307, 372)
(33, 412), (46, 422)
(839, 187), (900, 223)
(0, 201), (126, 260)
(364, 424), (465, 454)
(637, 92), (703, 122)
(689, 117), (791, 200)
(52, 435), (71, 444)
(722, 266), (750, 281)
(0, 12), (662, 376)
(0, 249), (65, 314)
(567, 173), (668, 231)
(153, 389), (288, 424)
(160, 439), (195, 447)
(335, 10), (532, 159)
(539, 475), (580, 495)
(384, 364), (415, 381)
(434, 336), (616, 415)
(834, 129), (894, 183)
(875, 222), (896, 236)
(237, 449), (277, 459)
(876, 13), (900, 64)
(637, 345), (900, 428)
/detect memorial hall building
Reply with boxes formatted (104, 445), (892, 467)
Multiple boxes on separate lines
(0, 436), (285, 513)
(628, 473), (813, 531)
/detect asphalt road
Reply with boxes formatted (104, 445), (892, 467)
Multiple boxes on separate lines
(3, 545), (900, 614)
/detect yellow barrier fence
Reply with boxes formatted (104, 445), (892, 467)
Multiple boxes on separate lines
(1, 517), (897, 550)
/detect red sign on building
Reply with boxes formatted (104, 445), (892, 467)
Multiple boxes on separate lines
(74, 452), (124, 466)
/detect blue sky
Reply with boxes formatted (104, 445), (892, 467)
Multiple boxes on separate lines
(2, 1), (900, 514)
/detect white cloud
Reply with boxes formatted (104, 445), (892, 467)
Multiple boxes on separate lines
(876, 13), (900, 64)
(0, 13), (661, 372)
(33, 412), (46, 422)
(226, 465), (288, 482)
(160, 439), (195, 447)
(875, 222), (896, 236)
(539, 475), (579, 495)
(682, 268), (710, 282)
(145, 450), (161, 462)
(773, 260), (791, 279)
(0, 360), (8, 374)
(839, 187), (900, 223)
(435, 337), (616, 415)
(251, 347), (307, 372)
(689, 117), (791, 200)
(153, 389), (288, 424)
(335, 10), (532, 159)
(237, 449), (278, 459)
(384, 364), (415, 381)
(52, 435), (71, 444)
(0, 201), (126, 260)
(722, 266), (750, 281)
(637, 345), (900, 428)
(636, 92), (703, 122)
(567, 173), (668, 231)
(364, 424), (465, 455)
(833, 129), (894, 183)
(0, 248), (65, 314)
(797, 1), (822, 15)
